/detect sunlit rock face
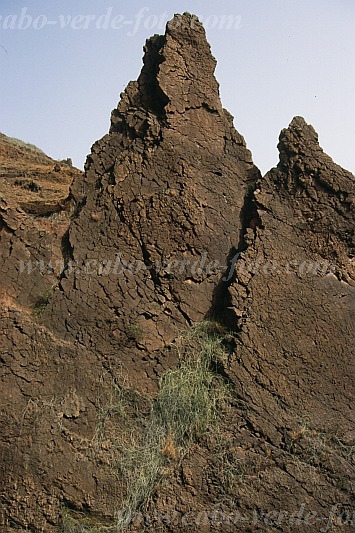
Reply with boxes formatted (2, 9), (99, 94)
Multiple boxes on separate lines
(1, 13), (354, 532)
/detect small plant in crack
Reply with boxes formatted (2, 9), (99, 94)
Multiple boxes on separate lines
(285, 421), (355, 477)
(32, 287), (54, 318)
(207, 432), (247, 492)
(126, 323), (143, 342)
(60, 507), (109, 532)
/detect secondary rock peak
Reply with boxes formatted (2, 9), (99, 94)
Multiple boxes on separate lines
(276, 116), (324, 170)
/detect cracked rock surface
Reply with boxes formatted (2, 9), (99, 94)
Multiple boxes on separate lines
(0, 133), (81, 307)
(144, 115), (354, 532)
(0, 13), (354, 532)
(43, 12), (259, 389)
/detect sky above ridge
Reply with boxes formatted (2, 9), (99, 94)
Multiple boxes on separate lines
(1, 0), (354, 176)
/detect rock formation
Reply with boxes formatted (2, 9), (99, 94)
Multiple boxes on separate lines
(43, 12), (259, 384)
(147, 114), (354, 532)
(0, 13), (354, 532)
(0, 133), (80, 307)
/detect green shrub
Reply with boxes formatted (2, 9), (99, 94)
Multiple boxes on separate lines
(116, 321), (230, 529)
(32, 287), (53, 318)
(60, 321), (231, 531)
(126, 323), (143, 342)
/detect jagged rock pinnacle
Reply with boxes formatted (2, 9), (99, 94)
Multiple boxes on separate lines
(110, 12), (226, 146)
(52, 14), (260, 359)
(278, 116), (322, 163)
(263, 116), (354, 271)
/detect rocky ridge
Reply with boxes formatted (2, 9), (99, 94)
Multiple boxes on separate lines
(0, 12), (354, 533)
(0, 132), (81, 307)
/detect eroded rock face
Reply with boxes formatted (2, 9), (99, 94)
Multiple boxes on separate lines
(0, 137), (89, 531)
(0, 13), (354, 533)
(144, 117), (355, 532)
(0, 133), (81, 307)
(43, 12), (259, 388)
(1, 14), (260, 530)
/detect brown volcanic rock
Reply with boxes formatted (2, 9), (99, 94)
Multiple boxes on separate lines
(144, 117), (355, 531)
(1, 14), (354, 533)
(0, 302), (132, 531)
(273, 116), (354, 279)
(44, 12), (259, 389)
(0, 136), (87, 531)
(0, 133), (81, 307)
(1, 13), (259, 530)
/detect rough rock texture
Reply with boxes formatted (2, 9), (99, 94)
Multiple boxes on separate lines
(0, 133), (81, 307)
(142, 116), (355, 531)
(0, 13), (354, 533)
(0, 136), (90, 531)
(43, 12), (259, 390)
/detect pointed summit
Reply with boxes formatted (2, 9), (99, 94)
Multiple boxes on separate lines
(51, 14), (260, 358)
(278, 116), (322, 163)
(110, 13), (228, 147)
(160, 12), (222, 114)
(264, 116), (355, 265)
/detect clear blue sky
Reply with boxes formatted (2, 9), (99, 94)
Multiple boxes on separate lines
(1, 0), (354, 176)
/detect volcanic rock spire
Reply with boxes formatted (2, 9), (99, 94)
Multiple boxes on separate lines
(47, 12), (260, 378)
